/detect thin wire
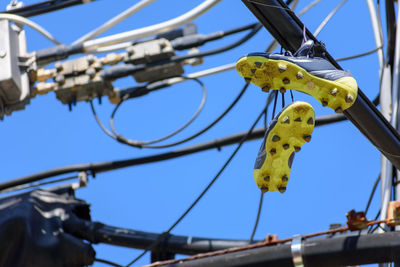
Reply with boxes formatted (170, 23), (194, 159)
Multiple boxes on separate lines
(249, 192), (264, 243)
(264, 0), (322, 53)
(168, 23), (262, 63)
(297, 0), (322, 17)
(368, 210), (381, 233)
(72, 0), (157, 45)
(0, 175), (78, 194)
(95, 258), (123, 267)
(125, 104), (268, 266)
(138, 83), (249, 148)
(263, 96), (268, 128)
(336, 46), (384, 62)
(0, 13), (62, 45)
(101, 23), (261, 80)
(110, 77), (207, 147)
(90, 100), (116, 139)
(313, 0), (347, 37)
(365, 174), (381, 216)
(93, 64), (246, 148)
(84, 0), (222, 52)
(289, 90), (294, 103)
(271, 92), (278, 120)
(249, 92), (276, 243)
(281, 92), (285, 107)
(286, 0), (400, 161)
(94, 81), (249, 149)
(246, 0), (294, 12)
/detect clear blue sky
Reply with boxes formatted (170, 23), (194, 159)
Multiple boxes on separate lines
(0, 0), (383, 266)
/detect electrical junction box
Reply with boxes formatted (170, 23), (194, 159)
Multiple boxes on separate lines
(0, 19), (30, 118)
(124, 38), (184, 83)
(53, 56), (112, 105)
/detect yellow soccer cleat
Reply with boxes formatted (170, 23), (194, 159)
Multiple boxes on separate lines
(254, 101), (315, 193)
(236, 41), (358, 113)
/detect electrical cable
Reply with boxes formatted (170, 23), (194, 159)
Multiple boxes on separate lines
(168, 23), (262, 63)
(100, 23), (262, 81)
(249, 192), (264, 243)
(249, 91), (277, 243)
(313, 0), (347, 37)
(0, 112), (348, 192)
(125, 104), (269, 266)
(365, 174), (380, 216)
(73, 0), (157, 45)
(103, 4), (358, 149)
(109, 77), (207, 147)
(95, 258), (123, 267)
(297, 0), (322, 17)
(336, 46), (384, 62)
(78, 21), (260, 54)
(94, 63), (246, 150)
(218, 22), (260, 37)
(368, 210), (381, 233)
(0, 13), (62, 45)
(83, 0), (222, 52)
(2, 0), (93, 18)
(114, 82), (247, 149)
(170, 22), (260, 51)
(0, 174), (78, 194)
(90, 100), (116, 140)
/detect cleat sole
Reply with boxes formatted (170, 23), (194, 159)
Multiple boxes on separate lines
(236, 56), (358, 111)
(254, 101), (315, 193)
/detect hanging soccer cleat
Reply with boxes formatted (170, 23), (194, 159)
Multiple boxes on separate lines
(254, 101), (315, 193)
(236, 40), (358, 113)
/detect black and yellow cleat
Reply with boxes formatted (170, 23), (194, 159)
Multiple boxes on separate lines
(254, 101), (315, 193)
(236, 42), (358, 113)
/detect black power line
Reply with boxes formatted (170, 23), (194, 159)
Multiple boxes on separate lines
(2, 0), (94, 17)
(100, 23), (262, 81)
(125, 104), (269, 266)
(0, 113), (346, 192)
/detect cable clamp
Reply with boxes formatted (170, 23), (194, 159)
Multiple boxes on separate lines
(72, 171), (89, 189)
(291, 234), (304, 267)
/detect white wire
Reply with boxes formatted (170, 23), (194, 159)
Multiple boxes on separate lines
(83, 0), (222, 52)
(165, 63), (235, 86)
(0, 13), (62, 45)
(365, 0), (385, 75)
(89, 42), (131, 54)
(313, 0), (347, 37)
(72, 0), (157, 45)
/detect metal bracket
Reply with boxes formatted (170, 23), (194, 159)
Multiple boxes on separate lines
(291, 234), (304, 267)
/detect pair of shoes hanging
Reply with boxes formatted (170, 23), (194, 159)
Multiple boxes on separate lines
(235, 40), (358, 193)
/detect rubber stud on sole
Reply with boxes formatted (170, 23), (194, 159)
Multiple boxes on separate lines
(282, 78), (290, 84)
(346, 95), (354, 103)
(255, 62), (262, 68)
(282, 116), (290, 124)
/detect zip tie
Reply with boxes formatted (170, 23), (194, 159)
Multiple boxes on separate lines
(291, 234), (304, 267)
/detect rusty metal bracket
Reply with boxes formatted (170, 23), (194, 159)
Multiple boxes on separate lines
(346, 209), (368, 231)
